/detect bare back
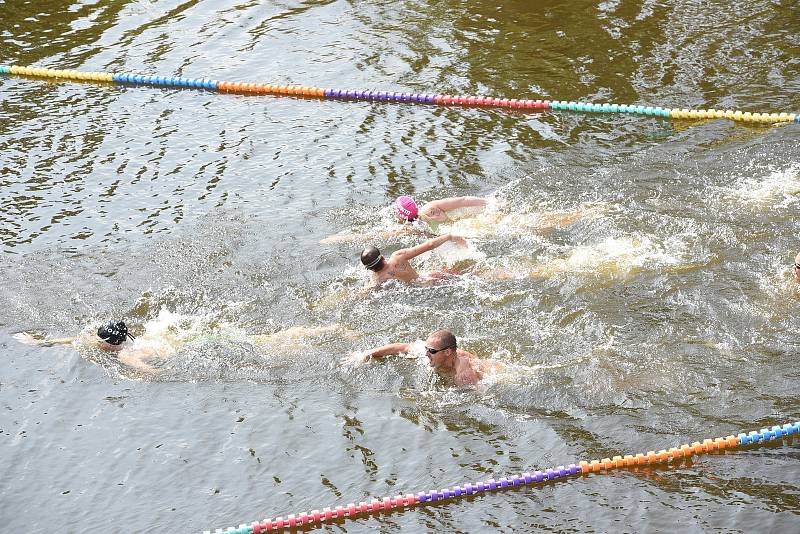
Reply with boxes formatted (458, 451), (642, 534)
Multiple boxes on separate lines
(370, 253), (420, 286)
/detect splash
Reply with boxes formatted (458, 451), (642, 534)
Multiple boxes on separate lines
(136, 307), (239, 351)
(475, 233), (701, 280)
(431, 239), (486, 262)
(728, 164), (800, 207)
(321, 196), (600, 244)
(540, 235), (684, 277)
(442, 203), (601, 239)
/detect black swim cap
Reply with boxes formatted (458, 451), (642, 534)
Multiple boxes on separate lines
(361, 246), (384, 271)
(97, 321), (135, 346)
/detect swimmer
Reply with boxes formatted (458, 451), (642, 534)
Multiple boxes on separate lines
(794, 252), (800, 282)
(13, 321), (172, 373)
(321, 195), (487, 243)
(341, 329), (503, 386)
(15, 320), (359, 373)
(360, 233), (467, 288)
(249, 323), (360, 347)
(322, 194), (588, 244)
(394, 195), (488, 225)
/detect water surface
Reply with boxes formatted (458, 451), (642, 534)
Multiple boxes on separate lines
(1, 1), (799, 532)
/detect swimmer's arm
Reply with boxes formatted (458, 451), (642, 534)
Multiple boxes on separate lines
(13, 332), (76, 347)
(340, 342), (413, 367)
(455, 367), (482, 385)
(396, 233), (465, 260)
(535, 210), (585, 228)
(356, 284), (376, 295)
(320, 232), (369, 244)
(423, 197), (487, 215)
(378, 227), (425, 239)
(118, 352), (155, 373)
(366, 343), (413, 359)
(321, 227), (421, 244)
(117, 347), (171, 373)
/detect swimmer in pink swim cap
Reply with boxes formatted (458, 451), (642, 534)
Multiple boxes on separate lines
(321, 194), (488, 244)
(394, 195), (487, 224)
(394, 195), (419, 221)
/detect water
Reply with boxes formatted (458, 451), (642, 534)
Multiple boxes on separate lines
(1, 1), (799, 532)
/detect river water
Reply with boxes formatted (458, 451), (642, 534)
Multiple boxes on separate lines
(1, 1), (799, 532)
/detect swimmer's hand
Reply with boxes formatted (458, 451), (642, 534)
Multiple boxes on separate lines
(13, 332), (75, 347)
(13, 332), (41, 345)
(449, 235), (468, 248)
(340, 350), (371, 367)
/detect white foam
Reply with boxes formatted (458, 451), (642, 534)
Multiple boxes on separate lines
(135, 307), (241, 350)
(434, 239), (486, 262)
(728, 165), (800, 207)
(531, 233), (697, 278)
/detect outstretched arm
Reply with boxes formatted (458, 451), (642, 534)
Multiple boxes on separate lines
(424, 196), (487, 214)
(340, 342), (413, 366)
(366, 343), (412, 359)
(395, 233), (466, 261)
(13, 332), (76, 347)
(422, 196), (487, 221)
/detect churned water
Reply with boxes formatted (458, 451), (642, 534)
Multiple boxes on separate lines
(1, 1), (798, 532)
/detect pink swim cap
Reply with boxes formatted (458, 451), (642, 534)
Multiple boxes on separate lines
(395, 196), (418, 221)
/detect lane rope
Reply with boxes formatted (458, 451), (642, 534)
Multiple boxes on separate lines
(205, 421), (799, 533)
(1, 65), (798, 124)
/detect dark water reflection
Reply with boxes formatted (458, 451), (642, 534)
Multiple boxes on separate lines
(1, 0), (799, 532)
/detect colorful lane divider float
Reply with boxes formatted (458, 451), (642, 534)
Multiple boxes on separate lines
(205, 422), (800, 533)
(1, 65), (798, 125)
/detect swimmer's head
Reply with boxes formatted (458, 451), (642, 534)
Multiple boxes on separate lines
(395, 196), (418, 222)
(97, 321), (135, 346)
(361, 246), (385, 272)
(425, 329), (458, 367)
(794, 252), (800, 281)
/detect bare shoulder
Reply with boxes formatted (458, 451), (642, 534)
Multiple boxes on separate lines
(459, 350), (505, 381)
(389, 248), (408, 259)
(457, 348), (477, 359)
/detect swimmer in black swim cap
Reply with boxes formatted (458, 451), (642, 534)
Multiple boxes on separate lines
(360, 234), (468, 288)
(360, 246), (385, 272)
(97, 321), (135, 347)
(13, 319), (168, 373)
(13, 319), (135, 349)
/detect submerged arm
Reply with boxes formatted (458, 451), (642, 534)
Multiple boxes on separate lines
(320, 232), (372, 244)
(117, 346), (173, 374)
(321, 226), (423, 244)
(13, 332), (76, 347)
